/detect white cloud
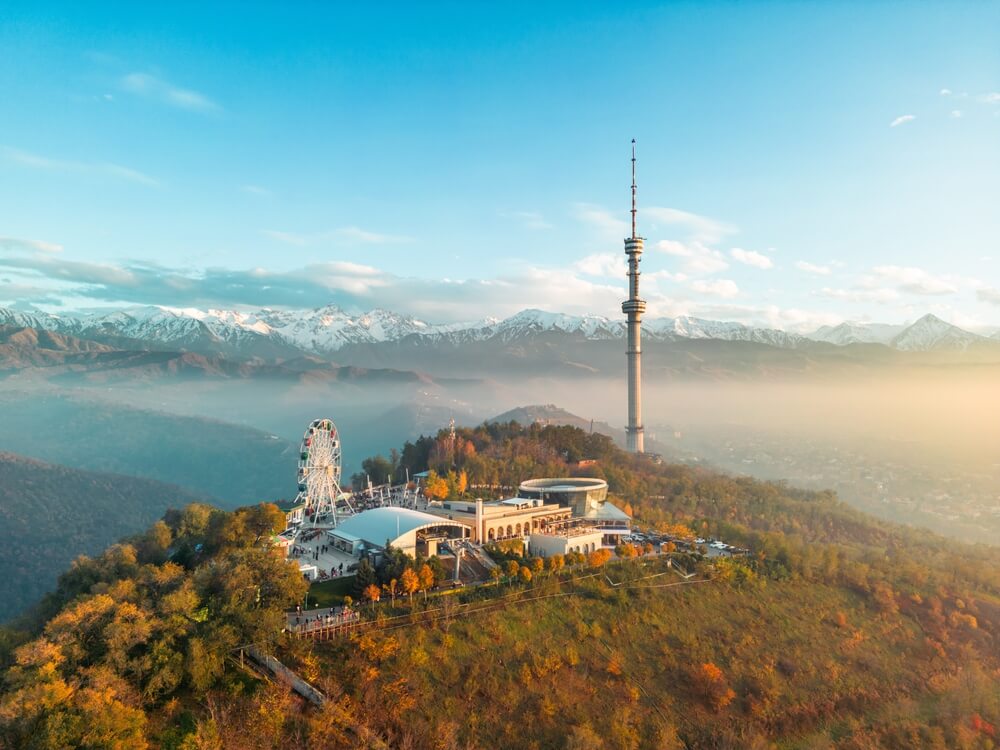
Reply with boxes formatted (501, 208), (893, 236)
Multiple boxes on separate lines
(574, 253), (623, 278)
(977, 288), (1000, 306)
(688, 303), (843, 333)
(940, 88), (952, 96)
(656, 240), (729, 275)
(978, 92), (1000, 104)
(730, 247), (773, 269)
(890, 114), (916, 128)
(645, 269), (688, 283)
(573, 203), (629, 238)
(0, 236), (63, 253)
(644, 207), (735, 245)
(690, 279), (739, 298)
(869, 265), (957, 295)
(816, 287), (899, 304)
(951, 110), (963, 118)
(1, 146), (160, 187)
(121, 73), (220, 113)
(795, 261), (831, 276)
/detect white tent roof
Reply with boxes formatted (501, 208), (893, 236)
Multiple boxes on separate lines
(333, 507), (467, 547)
(582, 502), (631, 522)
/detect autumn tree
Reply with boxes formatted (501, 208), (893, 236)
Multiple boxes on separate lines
(238, 503), (287, 545)
(566, 723), (604, 750)
(423, 471), (449, 501)
(418, 564), (435, 599)
(692, 662), (735, 711)
(363, 584), (381, 610)
(588, 549), (612, 567)
(400, 568), (420, 604)
(353, 558), (377, 597)
(383, 578), (401, 606)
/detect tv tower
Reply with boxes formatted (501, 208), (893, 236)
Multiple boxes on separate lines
(622, 140), (646, 453)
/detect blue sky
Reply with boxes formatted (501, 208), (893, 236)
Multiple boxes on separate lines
(1, 1), (998, 330)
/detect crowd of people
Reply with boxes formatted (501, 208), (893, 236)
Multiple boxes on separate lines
(289, 605), (361, 634)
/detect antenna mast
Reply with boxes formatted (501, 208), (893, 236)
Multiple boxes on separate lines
(631, 138), (637, 240)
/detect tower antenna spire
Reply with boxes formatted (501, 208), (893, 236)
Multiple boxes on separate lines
(631, 139), (637, 240)
(622, 139), (646, 454)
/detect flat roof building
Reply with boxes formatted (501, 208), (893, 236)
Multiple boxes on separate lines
(529, 526), (605, 558)
(424, 498), (571, 544)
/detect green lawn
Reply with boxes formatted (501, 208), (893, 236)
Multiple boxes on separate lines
(307, 576), (355, 608)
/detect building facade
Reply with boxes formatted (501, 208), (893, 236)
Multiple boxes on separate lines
(424, 498), (571, 544)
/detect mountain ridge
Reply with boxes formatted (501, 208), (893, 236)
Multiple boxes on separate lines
(4, 305), (995, 357)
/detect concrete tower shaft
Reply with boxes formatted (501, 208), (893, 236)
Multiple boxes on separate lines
(622, 141), (645, 454)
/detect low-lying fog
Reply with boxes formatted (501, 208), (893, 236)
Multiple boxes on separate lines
(547, 372), (1000, 545)
(4, 366), (997, 545)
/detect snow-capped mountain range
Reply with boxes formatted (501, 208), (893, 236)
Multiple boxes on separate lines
(0, 304), (995, 356)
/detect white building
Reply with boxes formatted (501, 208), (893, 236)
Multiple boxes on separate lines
(518, 477), (631, 547)
(528, 527), (605, 558)
(327, 507), (469, 558)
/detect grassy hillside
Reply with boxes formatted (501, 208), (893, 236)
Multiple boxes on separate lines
(313, 571), (998, 749)
(1, 423), (997, 749)
(0, 452), (210, 621)
(0, 391), (297, 506)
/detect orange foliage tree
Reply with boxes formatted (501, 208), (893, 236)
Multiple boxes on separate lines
(692, 662), (735, 711)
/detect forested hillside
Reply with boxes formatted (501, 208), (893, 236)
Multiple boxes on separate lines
(0, 392), (297, 505)
(0, 453), (210, 621)
(1, 423), (997, 748)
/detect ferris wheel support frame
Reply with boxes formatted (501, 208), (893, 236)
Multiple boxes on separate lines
(295, 418), (355, 528)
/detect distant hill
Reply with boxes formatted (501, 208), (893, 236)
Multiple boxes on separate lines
(0, 392), (298, 506)
(0, 451), (210, 620)
(0, 324), (463, 387)
(490, 404), (626, 446)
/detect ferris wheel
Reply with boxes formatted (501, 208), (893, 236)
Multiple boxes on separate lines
(296, 418), (354, 525)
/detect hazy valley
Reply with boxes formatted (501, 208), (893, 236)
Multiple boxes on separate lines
(1, 304), (998, 624)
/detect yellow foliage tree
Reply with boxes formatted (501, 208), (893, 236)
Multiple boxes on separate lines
(418, 564), (435, 599)
(363, 583), (381, 609)
(400, 568), (420, 604)
(588, 549), (612, 567)
(423, 471), (449, 501)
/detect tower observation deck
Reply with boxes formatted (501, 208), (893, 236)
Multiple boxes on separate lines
(622, 140), (645, 453)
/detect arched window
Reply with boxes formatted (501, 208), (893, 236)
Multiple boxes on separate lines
(515, 523), (521, 536)
(488, 528), (495, 541)
(506, 525), (513, 538)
